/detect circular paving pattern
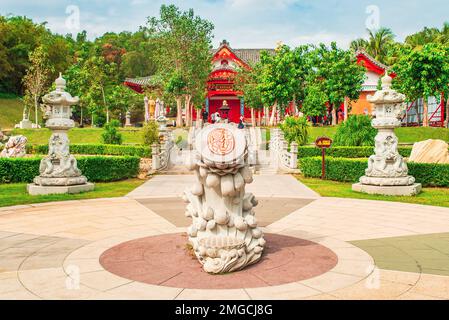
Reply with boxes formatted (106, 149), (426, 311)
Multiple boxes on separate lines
(99, 233), (338, 289)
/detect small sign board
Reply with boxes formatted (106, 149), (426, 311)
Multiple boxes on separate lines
(315, 137), (333, 149)
(314, 136), (333, 179)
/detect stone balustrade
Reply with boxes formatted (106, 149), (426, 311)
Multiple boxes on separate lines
(269, 128), (298, 171)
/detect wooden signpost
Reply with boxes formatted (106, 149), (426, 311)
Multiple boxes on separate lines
(315, 137), (333, 179)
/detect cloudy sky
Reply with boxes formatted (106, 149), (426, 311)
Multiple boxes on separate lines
(1, 0), (448, 48)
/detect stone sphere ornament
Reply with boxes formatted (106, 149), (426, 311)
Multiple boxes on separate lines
(184, 123), (265, 274)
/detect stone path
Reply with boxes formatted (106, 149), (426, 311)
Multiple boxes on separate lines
(0, 174), (448, 300)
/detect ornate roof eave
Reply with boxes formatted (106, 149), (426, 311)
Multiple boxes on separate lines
(355, 48), (389, 70)
(354, 48), (393, 76)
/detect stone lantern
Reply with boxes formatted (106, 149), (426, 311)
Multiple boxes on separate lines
(27, 74), (94, 195)
(352, 75), (421, 196)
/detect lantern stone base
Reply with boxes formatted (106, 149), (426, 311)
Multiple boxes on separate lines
(27, 182), (94, 196)
(352, 183), (422, 196)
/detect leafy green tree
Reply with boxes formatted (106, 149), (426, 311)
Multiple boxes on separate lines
(393, 43), (449, 127)
(165, 72), (187, 127)
(107, 84), (142, 123)
(147, 4), (214, 127)
(258, 45), (297, 126)
(234, 64), (264, 126)
(333, 115), (376, 146)
(301, 83), (328, 118)
(309, 42), (365, 125)
(22, 46), (53, 126)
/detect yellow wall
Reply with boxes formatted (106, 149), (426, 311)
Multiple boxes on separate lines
(350, 91), (375, 115)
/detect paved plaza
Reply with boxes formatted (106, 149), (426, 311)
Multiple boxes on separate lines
(1, 174), (449, 300)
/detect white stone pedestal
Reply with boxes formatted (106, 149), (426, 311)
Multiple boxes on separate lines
(27, 183), (94, 196)
(18, 119), (33, 129)
(352, 183), (422, 196)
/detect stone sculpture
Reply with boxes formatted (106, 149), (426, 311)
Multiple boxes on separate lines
(0, 135), (27, 158)
(184, 123), (265, 274)
(27, 74), (94, 195)
(353, 75), (421, 196)
(409, 139), (449, 164)
(16, 109), (33, 129)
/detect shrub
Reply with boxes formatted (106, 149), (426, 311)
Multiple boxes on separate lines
(297, 146), (413, 158)
(333, 115), (377, 146)
(280, 116), (309, 146)
(31, 144), (151, 157)
(0, 158), (41, 183)
(0, 156), (139, 183)
(77, 156), (140, 182)
(142, 121), (159, 146)
(93, 112), (107, 128)
(102, 120), (123, 145)
(298, 156), (449, 187)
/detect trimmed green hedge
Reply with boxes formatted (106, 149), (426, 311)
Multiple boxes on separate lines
(297, 146), (413, 158)
(299, 156), (449, 187)
(0, 158), (41, 183)
(30, 144), (151, 157)
(1, 144), (151, 157)
(0, 156), (140, 183)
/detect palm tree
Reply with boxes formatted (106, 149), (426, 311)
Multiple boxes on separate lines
(351, 27), (395, 65)
(405, 27), (440, 49)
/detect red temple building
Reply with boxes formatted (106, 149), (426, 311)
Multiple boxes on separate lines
(124, 42), (445, 126)
(124, 40), (274, 124)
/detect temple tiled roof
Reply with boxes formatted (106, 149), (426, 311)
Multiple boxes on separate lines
(125, 76), (160, 87)
(211, 40), (275, 65)
(233, 49), (275, 65)
(355, 48), (389, 71)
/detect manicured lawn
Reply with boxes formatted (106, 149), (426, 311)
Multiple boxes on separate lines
(308, 126), (338, 143)
(7, 124), (449, 146)
(0, 97), (40, 130)
(0, 178), (145, 208)
(296, 175), (449, 208)
(307, 126), (449, 144)
(11, 128), (144, 145)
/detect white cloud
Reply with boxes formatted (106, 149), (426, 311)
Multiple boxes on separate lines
(225, 0), (300, 9)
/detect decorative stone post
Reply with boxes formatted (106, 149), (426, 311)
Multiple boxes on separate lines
(27, 74), (94, 195)
(184, 123), (265, 274)
(144, 96), (149, 122)
(18, 109), (32, 129)
(352, 75), (422, 196)
(290, 142), (298, 169)
(151, 143), (160, 170)
(125, 110), (132, 127)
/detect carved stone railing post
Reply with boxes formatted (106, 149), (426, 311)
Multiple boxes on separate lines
(152, 143), (160, 170)
(290, 142), (298, 169)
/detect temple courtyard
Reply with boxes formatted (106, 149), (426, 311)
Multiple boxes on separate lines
(0, 174), (448, 300)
